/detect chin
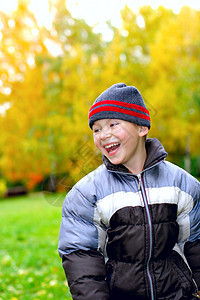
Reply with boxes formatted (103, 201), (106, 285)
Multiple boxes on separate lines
(108, 158), (122, 165)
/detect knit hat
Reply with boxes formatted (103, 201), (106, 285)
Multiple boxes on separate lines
(89, 83), (151, 129)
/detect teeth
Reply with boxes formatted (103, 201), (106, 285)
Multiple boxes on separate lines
(105, 143), (119, 149)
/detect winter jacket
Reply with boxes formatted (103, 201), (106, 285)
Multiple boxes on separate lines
(58, 138), (200, 300)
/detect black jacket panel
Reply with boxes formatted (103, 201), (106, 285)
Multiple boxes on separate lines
(184, 239), (200, 288)
(62, 250), (109, 300)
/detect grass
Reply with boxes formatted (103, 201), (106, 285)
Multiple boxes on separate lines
(0, 193), (72, 300)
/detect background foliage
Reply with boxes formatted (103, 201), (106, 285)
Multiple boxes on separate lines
(0, 0), (200, 192)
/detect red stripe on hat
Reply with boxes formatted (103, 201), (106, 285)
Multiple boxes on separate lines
(89, 100), (149, 115)
(89, 105), (150, 121)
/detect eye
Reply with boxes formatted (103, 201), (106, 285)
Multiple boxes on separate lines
(110, 122), (119, 128)
(93, 128), (101, 133)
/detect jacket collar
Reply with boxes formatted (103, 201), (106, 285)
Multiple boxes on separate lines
(102, 138), (168, 174)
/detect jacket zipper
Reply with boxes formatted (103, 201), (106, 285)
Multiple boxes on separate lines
(138, 174), (154, 300)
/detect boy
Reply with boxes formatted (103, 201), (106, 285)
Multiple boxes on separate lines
(58, 83), (200, 299)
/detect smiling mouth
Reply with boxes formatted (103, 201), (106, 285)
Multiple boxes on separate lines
(104, 143), (120, 154)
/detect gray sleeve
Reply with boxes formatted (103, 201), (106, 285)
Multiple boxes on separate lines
(58, 186), (109, 299)
(58, 186), (107, 257)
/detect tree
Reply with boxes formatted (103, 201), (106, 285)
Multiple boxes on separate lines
(0, 0), (49, 188)
(0, 3), (199, 191)
(146, 6), (200, 170)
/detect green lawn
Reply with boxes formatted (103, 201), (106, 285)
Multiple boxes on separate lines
(0, 193), (72, 300)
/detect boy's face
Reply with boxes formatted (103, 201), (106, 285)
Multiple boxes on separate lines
(92, 119), (148, 169)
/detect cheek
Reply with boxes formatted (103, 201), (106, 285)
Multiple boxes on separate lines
(122, 133), (136, 146)
(119, 130), (132, 141)
(93, 136), (101, 149)
(116, 126), (132, 140)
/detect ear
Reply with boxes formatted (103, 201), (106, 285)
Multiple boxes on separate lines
(138, 126), (149, 137)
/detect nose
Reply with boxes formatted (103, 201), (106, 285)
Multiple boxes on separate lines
(100, 126), (112, 140)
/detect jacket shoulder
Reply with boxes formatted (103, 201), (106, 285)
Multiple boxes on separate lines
(160, 161), (200, 200)
(63, 164), (110, 207)
(74, 164), (108, 195)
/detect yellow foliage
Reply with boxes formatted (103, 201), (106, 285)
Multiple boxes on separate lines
(0, 3), (199, 188)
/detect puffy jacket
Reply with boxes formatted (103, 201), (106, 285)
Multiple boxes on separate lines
(58, 138), (200, 300)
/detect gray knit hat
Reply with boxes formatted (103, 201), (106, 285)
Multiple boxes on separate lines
(89, 83), (151, 129)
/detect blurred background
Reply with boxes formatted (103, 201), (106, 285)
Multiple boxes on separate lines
(0, 0), (199, 298)
(0, 0), (200, 197)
